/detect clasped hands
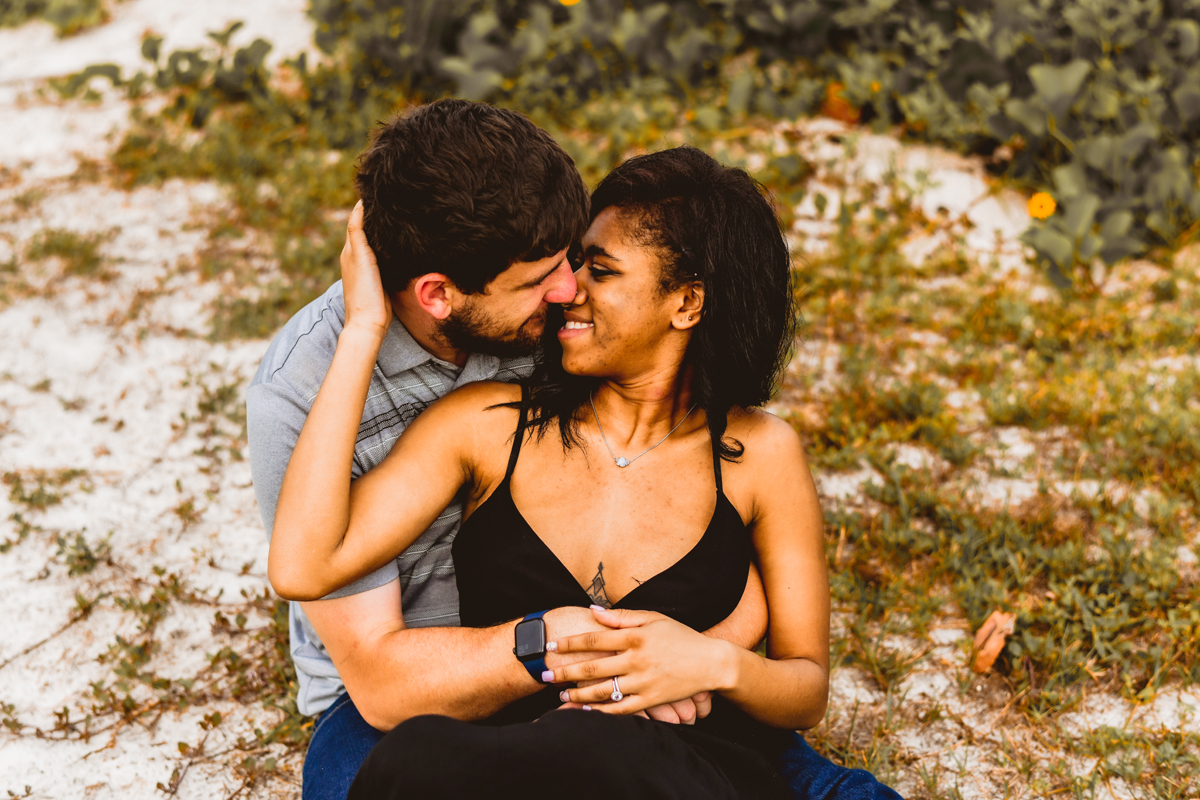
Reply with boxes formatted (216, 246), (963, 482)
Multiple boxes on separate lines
(542, 606), (736, 726)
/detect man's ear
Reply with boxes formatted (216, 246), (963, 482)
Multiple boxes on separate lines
(671, 281), (705, 330)
(410, 273), (459, 321)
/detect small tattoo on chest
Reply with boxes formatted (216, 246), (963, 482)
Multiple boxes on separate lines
(586, 562), (613, 608)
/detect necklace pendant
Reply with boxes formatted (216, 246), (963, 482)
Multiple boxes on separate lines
(615, 457), (630, 468)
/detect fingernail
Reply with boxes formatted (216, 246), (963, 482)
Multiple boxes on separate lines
(559, 690), (570, 703)
(541, 670), (554, 682)
(546, 641), (558, 652)
(589, 604), (605, 611)
(581, 705), (592, 711)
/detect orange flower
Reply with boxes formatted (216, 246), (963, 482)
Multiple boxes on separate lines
(1028, 192), (1056, 220)
(870, 81), (881, 92)
(820, 82), (860, 125)
(559, 0), (583, 5)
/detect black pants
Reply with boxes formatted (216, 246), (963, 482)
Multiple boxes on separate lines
(349, 710), (790, 800)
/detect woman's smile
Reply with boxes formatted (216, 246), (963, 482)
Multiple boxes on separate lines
(557, 317), (594, 339)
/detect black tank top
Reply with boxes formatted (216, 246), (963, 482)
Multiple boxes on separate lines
(452, 390), (790, 758)
(454, 391), (751, 632)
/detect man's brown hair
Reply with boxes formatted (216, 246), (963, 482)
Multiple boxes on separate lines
(356, 99), (589, 294)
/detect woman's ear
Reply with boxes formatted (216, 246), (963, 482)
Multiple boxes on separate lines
(410, 273), (457, 320)
(671, 281), (705, 330)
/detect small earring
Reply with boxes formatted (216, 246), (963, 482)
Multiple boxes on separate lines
(688, 315), (693, 320)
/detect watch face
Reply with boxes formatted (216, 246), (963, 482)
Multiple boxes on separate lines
(514, 618), (546, 660)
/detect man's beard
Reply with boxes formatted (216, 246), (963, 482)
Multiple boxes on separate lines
(437, 301), (544, 359)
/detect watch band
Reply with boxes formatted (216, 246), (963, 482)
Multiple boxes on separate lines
(517, 610), (549, 683)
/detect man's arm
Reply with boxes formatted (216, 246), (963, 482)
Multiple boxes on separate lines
(303, 587), (608, 730)
(304, 564), (769, 731)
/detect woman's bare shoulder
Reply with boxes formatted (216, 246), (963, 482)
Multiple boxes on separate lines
(726, 406), (808, 467)
(439, 380), (523, 409)
(411, 381), (522, 439)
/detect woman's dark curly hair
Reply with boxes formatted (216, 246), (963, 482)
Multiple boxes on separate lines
(523, 145), (797, 461)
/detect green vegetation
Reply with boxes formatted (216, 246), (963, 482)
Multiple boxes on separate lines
(0, 0), (106, 36)
(24, 227), (114, 279)
(57, 0), (1200, 300)
(788, 172), (1199, 716)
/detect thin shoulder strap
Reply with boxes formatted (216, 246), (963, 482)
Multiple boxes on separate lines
(711, 428), (724, 494)
(504, 384), (531, 482)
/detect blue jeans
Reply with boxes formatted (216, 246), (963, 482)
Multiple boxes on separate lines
(302, 692), (903, 800)
(302, 692), (386, 800)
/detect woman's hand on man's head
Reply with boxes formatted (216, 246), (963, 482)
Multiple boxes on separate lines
(341, 200), (393, 340)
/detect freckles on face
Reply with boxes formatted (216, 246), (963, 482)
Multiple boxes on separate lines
(559, 207), (677, 375)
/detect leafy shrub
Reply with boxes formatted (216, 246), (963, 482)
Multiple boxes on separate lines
(58, 0), (1200, 322)
(0, 0), (105, 36)
(302, 0), (1200, 284)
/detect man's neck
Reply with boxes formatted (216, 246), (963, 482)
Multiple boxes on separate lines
(389, 290), (470, 368)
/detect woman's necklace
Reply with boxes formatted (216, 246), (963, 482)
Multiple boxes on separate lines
(589, 393), (698, 468)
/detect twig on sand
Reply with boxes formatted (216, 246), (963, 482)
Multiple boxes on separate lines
(0, 593), (109, 671)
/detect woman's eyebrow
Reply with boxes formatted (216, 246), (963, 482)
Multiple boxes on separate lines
(584, 244), (619, 261)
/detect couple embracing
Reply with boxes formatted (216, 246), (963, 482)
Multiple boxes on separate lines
(250, 99), (902, 800)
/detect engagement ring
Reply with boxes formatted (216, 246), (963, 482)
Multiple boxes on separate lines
(610, 677), (623, 702)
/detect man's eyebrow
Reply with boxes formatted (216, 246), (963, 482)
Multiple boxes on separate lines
(518, 257), (565, 289)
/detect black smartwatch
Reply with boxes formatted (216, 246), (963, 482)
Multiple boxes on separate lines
(513, 610), (550, 683)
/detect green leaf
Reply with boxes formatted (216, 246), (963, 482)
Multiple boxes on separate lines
(1022, 225), (1074, 271)
(1115, 123), (1158, 162)
(207, 20), (245, 49)
(1077, 231), (1102, 262)
(1062, 192), (1100, 240)
(1052, 161), (1088, 199)
(1099, 210), (1134, 240)
(1169, 19), (1200, 59)
(1028, 59), (1092, 123)
(1098, 234), (1144, 265)
(1079, 135), (1115, 173)
(726, 70), (755, 117)
(141, 35), (163, 64)
(1172, 83), (1200, 124)
(693, 105), (723, 131)
(1003, 97), (1046, 136)
(166, 50), (208, 87)
(58, 63), (123, 97)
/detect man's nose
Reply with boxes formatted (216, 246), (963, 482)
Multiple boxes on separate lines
(542, 258), (578, 304)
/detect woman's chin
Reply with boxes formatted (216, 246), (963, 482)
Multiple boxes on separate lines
(559, 351), (601, 377)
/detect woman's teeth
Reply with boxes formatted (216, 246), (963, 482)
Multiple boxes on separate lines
(563, 321), (593, 330)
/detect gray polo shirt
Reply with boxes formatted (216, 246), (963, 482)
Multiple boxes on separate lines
(246, 281), (535, 716)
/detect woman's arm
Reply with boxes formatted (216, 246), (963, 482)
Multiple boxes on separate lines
(546, 413), (830, 729)
(716, 412), (830, 728)
(267, 203), (489, 601)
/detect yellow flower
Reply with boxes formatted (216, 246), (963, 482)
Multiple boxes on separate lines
(559, 0), (583, 5)
(1028, 192), (1056, 220)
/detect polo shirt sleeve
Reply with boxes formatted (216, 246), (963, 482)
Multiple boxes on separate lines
(246, 379), (400, 598)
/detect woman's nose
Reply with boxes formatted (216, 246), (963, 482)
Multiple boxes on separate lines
(543, 259), (578, 304)
(562, 284), (586, 306)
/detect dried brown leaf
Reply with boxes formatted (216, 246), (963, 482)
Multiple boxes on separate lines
(971, 610), (1016, 674)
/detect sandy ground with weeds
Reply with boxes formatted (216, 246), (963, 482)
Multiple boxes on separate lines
(1, 3), (1197, 799)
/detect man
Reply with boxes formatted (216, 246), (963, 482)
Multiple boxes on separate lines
(247, 100), (764, 800)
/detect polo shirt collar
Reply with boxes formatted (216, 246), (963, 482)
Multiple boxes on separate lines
(376, 315), (501, 383)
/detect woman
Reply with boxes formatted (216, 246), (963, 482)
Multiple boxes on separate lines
(271, 147), (829, 799)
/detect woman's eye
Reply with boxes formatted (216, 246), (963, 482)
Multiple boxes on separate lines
(588, 265), (614, 279)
